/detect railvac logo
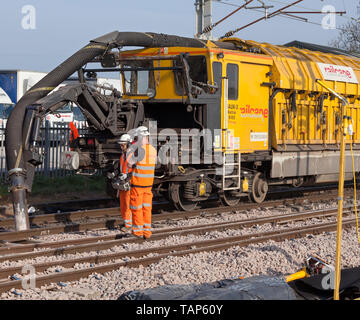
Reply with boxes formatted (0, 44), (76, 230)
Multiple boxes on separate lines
(317, 63), (359, 84)
(239, 105), (269, 122)
(321, 5), (336, 30)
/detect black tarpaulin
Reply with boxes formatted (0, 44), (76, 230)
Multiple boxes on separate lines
(288, 267), (360, 300)
(118, 276), (299, 300)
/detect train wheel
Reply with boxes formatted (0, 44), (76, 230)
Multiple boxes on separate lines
(220, 191), (240, 207)
(169, 182), (198, 211)
(250, 173), (268, 203)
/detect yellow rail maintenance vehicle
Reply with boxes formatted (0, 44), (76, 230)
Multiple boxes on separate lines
(6, 31), (360, 230)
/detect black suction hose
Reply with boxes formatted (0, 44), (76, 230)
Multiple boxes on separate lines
(6, 44), (106, 230)
(5, 31), (213, 230)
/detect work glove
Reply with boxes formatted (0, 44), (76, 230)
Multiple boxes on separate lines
(122, 181), (130, 191)
(119, 173), (127, 181)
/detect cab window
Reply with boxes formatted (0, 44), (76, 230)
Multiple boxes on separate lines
(121, 61), (155, 96)
(226, 63), (238, 100)
(174, 55), (208, 95)
(212, 62), (222, 94)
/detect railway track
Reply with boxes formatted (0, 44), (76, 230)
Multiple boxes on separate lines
(0, 204), (351, 259)
(0, 186), (357, 295)
(20, 181), (354, 214)
(0, 204), (356, 294)
(0, 188), (355, 238)
(29, 197), (118, 214)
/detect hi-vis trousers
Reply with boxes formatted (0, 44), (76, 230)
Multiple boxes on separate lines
(130, 187), (153, 238)
(119, 190), (132, 229)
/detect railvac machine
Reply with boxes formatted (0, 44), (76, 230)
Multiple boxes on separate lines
(5, 31), (237, 230)
(6, 31), (360, 231)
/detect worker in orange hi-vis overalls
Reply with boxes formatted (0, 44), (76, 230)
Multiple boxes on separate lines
(69, 122), (79, 151)
(127, 126), (157, 239)
(117, 134), (133, 233)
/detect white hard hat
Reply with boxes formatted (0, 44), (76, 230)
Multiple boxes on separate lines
(118, 133), (132, 144)
(136, 126), (150, 137)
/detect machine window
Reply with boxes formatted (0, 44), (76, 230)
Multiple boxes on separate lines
(226, 63), (238, 100)
(212, 62), (222, 95)
(121, 61), (155, 95)
(173, 55), (208, 95)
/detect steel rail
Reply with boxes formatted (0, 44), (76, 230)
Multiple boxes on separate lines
(0, 190), (354, 248)
(0, 206), (353, 263)
(0, 188), (353, 234)
(0, 217), (356, 294)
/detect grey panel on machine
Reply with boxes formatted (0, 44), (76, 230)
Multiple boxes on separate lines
(118, 276), (299, 300)
(271, 151), (360, 178)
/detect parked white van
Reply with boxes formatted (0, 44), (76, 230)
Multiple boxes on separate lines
(0, 87), (14, 128)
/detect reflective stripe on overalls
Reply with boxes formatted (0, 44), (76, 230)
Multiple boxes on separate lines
(130, 188), (153, 237)
(130, 144), (156, 187)
(119, 151), (132, 228)
(120, 153), (132, 175)
(130, 144), (157, 237)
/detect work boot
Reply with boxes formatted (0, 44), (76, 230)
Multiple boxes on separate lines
(131, 232), (144, 239)
(143, 235), (151, 241)
(120, 226), (131, 234)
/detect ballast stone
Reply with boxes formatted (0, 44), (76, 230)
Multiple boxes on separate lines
(63, 287), (101, 299)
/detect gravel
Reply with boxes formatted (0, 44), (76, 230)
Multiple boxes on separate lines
(1, 198), (359, 300)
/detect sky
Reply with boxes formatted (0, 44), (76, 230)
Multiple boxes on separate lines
(0, 0), (358, 72)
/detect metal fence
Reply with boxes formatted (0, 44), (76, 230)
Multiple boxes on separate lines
(0, 121), (89, 183)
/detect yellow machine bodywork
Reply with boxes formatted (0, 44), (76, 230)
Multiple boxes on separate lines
(120, 43), (272, 154)
(119, 38), (360, 153)
(220, 51), (272, 152)
(252, 40), (360, 149)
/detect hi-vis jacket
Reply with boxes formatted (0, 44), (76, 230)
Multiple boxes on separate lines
(119, 152), (132, 175)
(69, 122), (79, 142)
(130, 144), (157, 187)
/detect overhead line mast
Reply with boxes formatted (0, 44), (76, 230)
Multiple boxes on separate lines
(196, 0), (255, 38)
(195, 0), (214, 40)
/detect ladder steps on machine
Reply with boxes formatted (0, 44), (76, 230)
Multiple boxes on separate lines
(222, 150), (241, 191)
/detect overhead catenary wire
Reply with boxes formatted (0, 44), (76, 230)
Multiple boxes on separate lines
(267, 0), (358, 22)
(220, 0), (305, 39)
(216, 0), (350, 18)
(280, 11), (346, 15)
(214, 0), (348, 35)
(196, 0), (255, 37)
